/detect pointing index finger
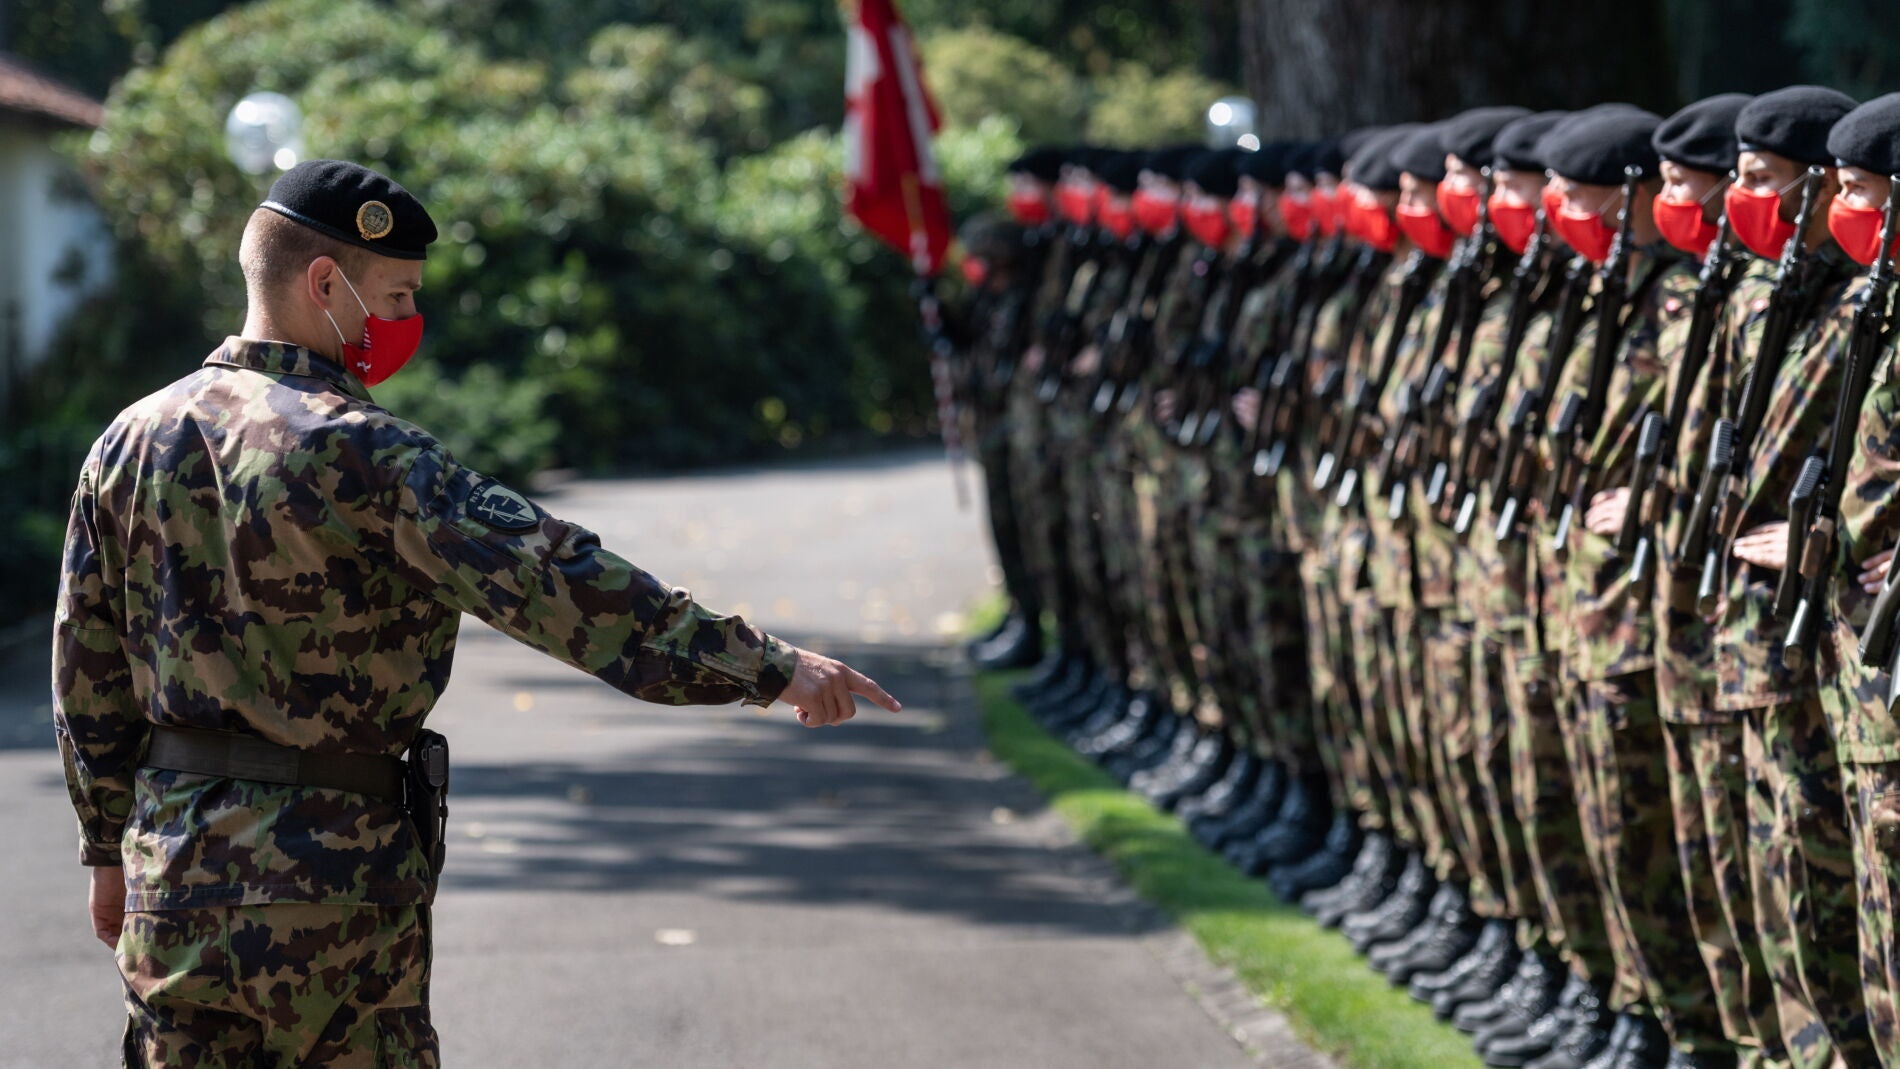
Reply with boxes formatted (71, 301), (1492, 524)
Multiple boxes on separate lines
(846, 667), (902, 712)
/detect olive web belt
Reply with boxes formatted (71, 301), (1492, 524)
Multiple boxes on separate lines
(143, 724), (405, 804)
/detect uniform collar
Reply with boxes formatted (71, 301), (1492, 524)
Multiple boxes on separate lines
(205, 337), (374, 403)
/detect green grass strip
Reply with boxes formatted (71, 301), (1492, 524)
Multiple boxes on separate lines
(975, 672), (1485, 1069)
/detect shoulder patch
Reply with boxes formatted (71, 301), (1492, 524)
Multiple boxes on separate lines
(466, 478), (540, 532)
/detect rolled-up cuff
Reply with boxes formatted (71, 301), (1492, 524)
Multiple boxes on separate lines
(747, 636), (800, 708)
(79, 835), (123, 867)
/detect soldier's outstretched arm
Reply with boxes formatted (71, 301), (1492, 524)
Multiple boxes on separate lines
(380, 443), (899, 719)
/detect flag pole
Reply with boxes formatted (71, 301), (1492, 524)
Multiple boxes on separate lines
(902, 173), (970, 511)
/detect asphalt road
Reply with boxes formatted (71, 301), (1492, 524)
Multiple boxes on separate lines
(0, 448), (1283, 1068)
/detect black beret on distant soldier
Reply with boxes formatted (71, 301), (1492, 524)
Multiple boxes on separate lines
(1184, 148), (1244, 197)
(1351, 125), (1417, 192)
(1439, 106), (1532, 168)
(1310, 137), (1348, 179)
(1653, 93), (1753, 172)
(1492, 112), (1569, 173)
(1238, 141), (1294, 187)
(1337, 126), (1388, 163)
(1143, 144), (1203, 182)
(1007, 147), (1065, 183)
(1390, 123), (1451, 182)
(1094, 151), (1144, 195)
(1828, 92), (1900, 174)
(1736, 85), (1859, 166)
(261, 159), (438, 261)
(1540, 108), (1663, 184)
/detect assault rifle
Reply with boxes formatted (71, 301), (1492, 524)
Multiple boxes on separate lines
(1319, 250), (1440, 510)
(1092, 232), (1190, 421)
(1783, 180), (1899, 669)
(1693, 167), (1830, 614)
(1492, 250), (1596, 541)
(1250, 238), (1374, 481)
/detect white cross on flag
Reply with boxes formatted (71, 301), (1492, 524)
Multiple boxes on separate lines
(842, 0), (950, 277)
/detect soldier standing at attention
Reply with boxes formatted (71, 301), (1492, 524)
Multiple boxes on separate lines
(55, 160), (900, 1068)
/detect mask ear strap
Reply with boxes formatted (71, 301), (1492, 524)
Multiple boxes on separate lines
(333, 266), (370, 316)
(322, 309), (349, 351)
(1699, 176), (1732, 205)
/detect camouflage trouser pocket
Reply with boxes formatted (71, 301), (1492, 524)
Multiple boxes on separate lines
(375, 1006), (440, 1069)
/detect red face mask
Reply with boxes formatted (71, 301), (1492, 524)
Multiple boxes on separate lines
(1006, 189), (1050, 227)
(1724, 181), (1798, 260)
(1827, 196), (1899, 266)
(1278, 193), (1315, 241)
(1184, 196), (1232, 248)
(325, 268), (424, 387)
(1396, 202), (1456, 260)
(1552, 203), (1617, 264)
(1322, 187), (1350, 234)
(1132, 189), (1179, 237)
(1352, 195), (1400, 253)
(1099, 194), (1138, 241)
(1230, 194), (1260, 239)
(1652, 191), (1720, 257)
(1489, 190), (1537, 254)
(1436, 179), (1483, 238)
(960, 256), (990, 287)
(1056, 180), (1095, 226)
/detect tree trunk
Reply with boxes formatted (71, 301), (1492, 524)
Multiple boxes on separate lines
(1240, 0), (1676, 138)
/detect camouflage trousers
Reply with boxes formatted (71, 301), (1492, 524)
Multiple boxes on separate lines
(1349, 596), (1421, 849)
(1392, 605), (1461, 882)
(1421, 611), (1511, 919)
(1845, 761), (1900, 1068)
(1741, 696), (1876, 1069)
(1470, 628), (1547, 944)
(119, 904), (436, 1069)
(1305, 543), (1381, 820)
(1574, 672), (1729, 1052)
(1133, 453), (1200, 719)
(1249, 538), (1320, 772)
(1502, 647), (1616, 977)
(1009, 401), (1083, 655)
(1059, 422), (1127, 681)
(976, 420), (1040, 625)
(1165, 448), (1220, 725)
(1187, 470), (1258, 743)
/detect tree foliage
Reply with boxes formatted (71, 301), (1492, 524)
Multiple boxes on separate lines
(1087, 61), (1234, 146)
(922, 27), (1087, 146)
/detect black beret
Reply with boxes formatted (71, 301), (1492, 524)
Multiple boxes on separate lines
(1184, 147), (1244, 198)
(1338, 126), (1388, 165)
(1391, 123), (1450, 183)
(1309, 138), (1347, 178)
(1352, 124), (1417, 192)
(1540, 108), (1663, 185)
(1736, 85), (1858, 166)
(262, 159), (437, 261)
(1237, 140), (1294, 187)
(1007, 147), (1064, 182)
(1829, 92), (1900, 175)
(1653, 93), (1753, 174)
(1492, 111), (1569, 172)
(1093, 151), (1143, 194)
(1440, 106), (1532, 169)
(1142, 144), (1203, 182)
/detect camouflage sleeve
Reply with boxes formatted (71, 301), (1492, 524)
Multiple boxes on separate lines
(51, 463), (144, 867)
(386, 446), (799, 708)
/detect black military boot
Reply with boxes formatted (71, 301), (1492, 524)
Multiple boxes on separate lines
(1103, 711), (1184, 783)
(1037, 668), (1110, 730)
(1196, 759), (1287, 848)
(1310, 833), (1403, 927)
(1077, 689), (1158, 756)
(972, 612), (1044, 670)
(1065, 682), (1132, 747)
(1029, 656), (1096, 714)
(1431, 927), (1520, 1020)
(1412, 917), (1511, 1004)
(1234, 772), (1332, 874)
(1270, 811), (1362, 899)
(1583, 1012), (1668, 1069)
(1471, 955), (1566, 1053)
(1385, 881), (1482, 985)
(1014, 650), (1079, 701)
(966, 610), (1012, 654)
(1301, 826), (1387, 917)
(1455, 948), (1558, 1033)
(1525, 980), (1612, 1069)
(1125, 721), (1201, 789)
(1344, 852), (1435, 953)
(1367, 879), (1457, 975)
(1482, 972), (1592, 1067)
(1178, 750), (1261, 826)
(1149, 732), (1234, 811)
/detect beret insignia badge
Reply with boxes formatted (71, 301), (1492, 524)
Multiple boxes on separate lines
(356, 200), (394, 241)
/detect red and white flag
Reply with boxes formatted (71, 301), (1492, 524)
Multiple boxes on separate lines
(843, 0), (951, 276)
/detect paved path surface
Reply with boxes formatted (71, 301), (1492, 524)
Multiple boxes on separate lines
(0, 448), (1320, 1068)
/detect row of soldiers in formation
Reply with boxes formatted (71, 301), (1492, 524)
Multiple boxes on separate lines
(950, 87), (1900, 1069)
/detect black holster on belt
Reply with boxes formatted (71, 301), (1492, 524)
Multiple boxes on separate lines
(405, 730), (450, 880)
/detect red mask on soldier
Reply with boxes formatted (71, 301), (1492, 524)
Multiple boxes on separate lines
(324, 268), (424, 388)
(1056, 179), (1095, 226)
(1006, 189), (1050, 227)
(1489, 189), (1538, 254)
(1099, 194), (1138, 241)
(1184, 195), (1232, 248)
(1352, 193), (1399, 253)
(1436, 179), (1483, 238)
(1723, 178), (1800, 260)
(1230, 193), (1261, 239)
(1828, 196), (1899, 266)
(1133, 188), (1179, 237)
(1652, 188), (1721, 258)
(1278, 193), (1316, 241)
(1396, 202), (1456, 260)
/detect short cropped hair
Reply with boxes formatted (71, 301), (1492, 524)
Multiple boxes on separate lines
(239, 207), (374, 301)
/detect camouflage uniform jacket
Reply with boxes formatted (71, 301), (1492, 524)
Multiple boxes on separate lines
(1710, 264), (1859, 710)
(1559, 258), (1698, 683)
(53, 339), (798, 910)
(1360, 258), (1438, 609)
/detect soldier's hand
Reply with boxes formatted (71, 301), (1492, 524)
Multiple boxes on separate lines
(779, 648), (902, 728)
(1861, 549), (1894, 593)
(1731, 522), (1789, 570)
(1584, 487), (1630, 537)
(88, 865), (125, 949)
(1232, 388), (1261, 432)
